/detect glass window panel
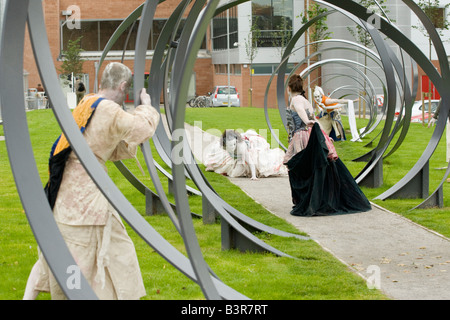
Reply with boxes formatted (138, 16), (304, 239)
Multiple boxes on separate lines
(251, 0), (293, 47)
(253, 64), (273, 74)
(233, 64), (241, 75)
(62, 20), (99, 51)
(212, 8), (238, 50)
(99, 20), (124, 51)
(151, 20), (166, 49)
(62, 18), (206, 53)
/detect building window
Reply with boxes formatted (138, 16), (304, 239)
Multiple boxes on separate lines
(252, 63), (295, 75)
(214, 64), (241, 75)
(212, 6), (238, 50)
(61, 19), (206, 53)
(252, 0), (293, 47)
(232, 64), (241, 75)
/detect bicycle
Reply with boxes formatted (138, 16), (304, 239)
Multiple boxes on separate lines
(188, 97), (196, 107)
(192, 94), (211, 108)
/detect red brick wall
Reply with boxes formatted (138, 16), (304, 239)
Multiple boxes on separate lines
(193, 58), (214, 96)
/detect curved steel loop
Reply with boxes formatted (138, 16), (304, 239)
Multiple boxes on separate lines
(308, 57), (402, 152)
(129, 0), (186, 234)
(266, 4), (414, 156)
(321, 0), (449, 199)
(306, 71), (386, 138)
(266, 13), (388, 150)
(162, 1), (192, 131)
(299, 62), (378, 136)
(0, 0), (99, 300)
(293, 58), (383, 141)
(309, 42), (387, 130)
(169, 0), (223, 300)
(149, 0), (204, 185)
(317, 1), (398, 138)
(282, 42), (385, 135)
(131, 1), (194, 234)
(313, 1), (403, 186)
(411, 160), (450, 210)
(347, 50), (412, 160)
(171, 0), (301, 258)
(262, 11), (338, 151)
(301, 60), (383, 138)
(94, 0), (199, 190)
(348, 54), (417, 157)
(381, 53), (417, 159)
(27, 0), (247, 300)
(328, 84), (377, 133)
(96, 0), (302, 263)
(323, 0), (450, 200)
(113, 161), (201, 216)
(160, 0), (306, 243)
(313, 1), (409, 150)
(95, 0), (201, 224)
(266, 10), (335, 139)
(299, 59), (381, 110)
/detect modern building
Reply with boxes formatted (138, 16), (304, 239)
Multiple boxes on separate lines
(19, 0), (305, 108)
(319, 0), (450, 106)
(5, 0), (450, 110)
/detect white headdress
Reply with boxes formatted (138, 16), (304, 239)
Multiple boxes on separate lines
(313, 86), (325, 107)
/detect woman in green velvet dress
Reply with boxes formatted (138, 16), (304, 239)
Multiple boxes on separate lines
(284, 74), (371, 216)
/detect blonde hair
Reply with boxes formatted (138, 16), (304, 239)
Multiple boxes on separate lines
(100, 62), (132, 91)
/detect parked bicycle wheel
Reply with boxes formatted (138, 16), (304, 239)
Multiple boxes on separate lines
(188, 98), (195, 107)
(194, 96), (205, 108)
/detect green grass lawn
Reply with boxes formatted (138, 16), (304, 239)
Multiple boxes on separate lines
(5, 106), (442, 300)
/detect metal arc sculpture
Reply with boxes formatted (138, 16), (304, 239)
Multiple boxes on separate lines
(265, 0), (449, 206)
(1, 0), (449, 300)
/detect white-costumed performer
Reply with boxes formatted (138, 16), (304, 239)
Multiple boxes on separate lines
(204, 129), (287, 180)
(313, 86), (362, 142)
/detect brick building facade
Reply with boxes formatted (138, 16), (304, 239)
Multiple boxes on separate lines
(22, 0), (310, 109)
(22, 0), (443, 110)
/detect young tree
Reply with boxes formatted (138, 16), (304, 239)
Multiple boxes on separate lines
(270, 15), (293, 60)
(347, 0), (390, 50)
(301, 1), (332, 56)
(59, 36), (84, 78)
(244, 16), (261, 107)
(347, 0), (390, 117)
(300, 2), (332, 98)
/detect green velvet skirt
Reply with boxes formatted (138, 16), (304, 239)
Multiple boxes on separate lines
(286, 123), (371, 216)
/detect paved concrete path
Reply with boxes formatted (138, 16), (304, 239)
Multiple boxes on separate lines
(228, 176), (450, 300)
(184, 122), (450, 300)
